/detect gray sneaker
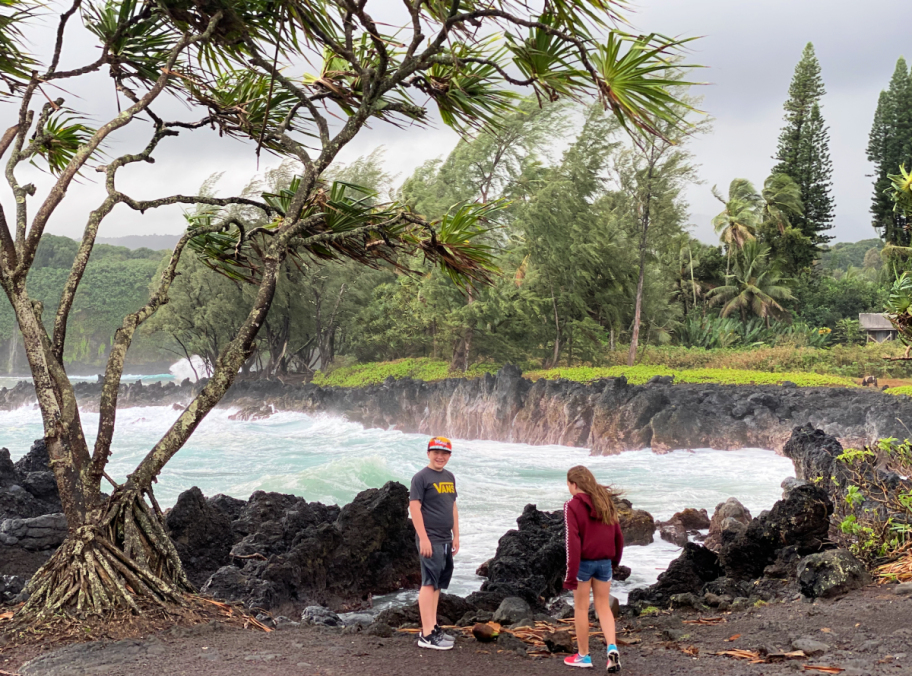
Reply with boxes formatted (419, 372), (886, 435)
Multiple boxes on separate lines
(434, 625), (455, 646)
(417, 629), (453, 650)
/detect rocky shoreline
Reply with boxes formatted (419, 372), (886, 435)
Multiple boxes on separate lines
(3, 366), (912, 455)
(2, 426), (912, 676)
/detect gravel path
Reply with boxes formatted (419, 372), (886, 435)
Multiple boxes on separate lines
(4, 586), (911, 676)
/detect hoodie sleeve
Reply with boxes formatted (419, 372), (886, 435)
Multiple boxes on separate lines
(612, 522), (624, 569)
(563, 500), (581, 590)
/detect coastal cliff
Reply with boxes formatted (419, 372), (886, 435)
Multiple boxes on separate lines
(4, 364), (912, 454)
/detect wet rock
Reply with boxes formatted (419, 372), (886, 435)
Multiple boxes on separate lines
(668, 508), (710, 530)
(797, 549), (872, 599)
(703, 498), (752, 552)
(228, 404), (274, 421)
(165, 487), (236, 588)
(658, 523), (688, 547)
(301, 606), (343, 626)
(719, 484), (832, 581)
(493, 597), (531, 625)
(614, 565), (631, 581)
(543, 630), (573, 653)
(628, 543), (721, 608)
(617, 500), (655, 546)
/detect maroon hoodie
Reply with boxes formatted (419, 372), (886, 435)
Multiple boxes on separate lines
(563, 492), (624, 590)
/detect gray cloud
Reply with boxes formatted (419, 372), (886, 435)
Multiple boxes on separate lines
(8, 0), (903, 246)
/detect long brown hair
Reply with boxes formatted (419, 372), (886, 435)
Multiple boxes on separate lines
(567, 465), (619, 526)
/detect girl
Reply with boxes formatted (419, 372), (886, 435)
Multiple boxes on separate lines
(563, 465), (624, 672)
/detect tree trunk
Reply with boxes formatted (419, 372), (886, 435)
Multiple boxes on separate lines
(627, 162), (654, 367)
(20, 488), (192, 620)
(548, 279), (561, 369)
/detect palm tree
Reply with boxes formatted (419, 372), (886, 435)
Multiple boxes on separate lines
(709, 240), (795, 324)
(761, 173), (804, 234)
(712, 178), (763, 273)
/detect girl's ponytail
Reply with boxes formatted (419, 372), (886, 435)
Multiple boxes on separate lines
(567, 465), (619, 526)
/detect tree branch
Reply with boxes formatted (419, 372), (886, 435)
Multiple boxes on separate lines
(16, 12), (226, 281)
(90, 221), (225, 485)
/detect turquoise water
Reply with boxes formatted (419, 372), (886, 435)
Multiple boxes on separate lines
(0, 404), (795, 602)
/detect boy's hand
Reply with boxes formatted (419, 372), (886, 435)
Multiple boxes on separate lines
(452, 535), (459, 555)
(419, 536), (433, 558)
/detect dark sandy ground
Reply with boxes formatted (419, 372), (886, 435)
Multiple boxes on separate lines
(2, 585), (911, 676)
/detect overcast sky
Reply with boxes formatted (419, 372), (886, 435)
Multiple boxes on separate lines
(12, 0), (908, 245)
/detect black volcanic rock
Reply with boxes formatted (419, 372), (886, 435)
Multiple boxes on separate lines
(202, 482), (419, 611)
(718, 484), (832, 581)
(473, 504), (566, 611)
(165, 487), (236, 588)
(0, 441), (61, 522)
(628, 543), (722, 608)
(474, 500), (654, 611)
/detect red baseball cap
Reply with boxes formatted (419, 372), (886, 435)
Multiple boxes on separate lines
(427, 436), (453, 453)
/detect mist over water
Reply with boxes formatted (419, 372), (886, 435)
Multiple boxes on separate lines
(0, 404), (795, 602)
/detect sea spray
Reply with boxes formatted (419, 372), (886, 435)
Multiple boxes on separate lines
(0, 405), (794, 602)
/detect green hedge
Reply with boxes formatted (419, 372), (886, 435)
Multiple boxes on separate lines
(312, 358), (857, 389)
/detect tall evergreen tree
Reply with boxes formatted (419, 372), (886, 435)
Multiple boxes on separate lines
(867, 57), (912, 245)
(772, 43), (835, 260)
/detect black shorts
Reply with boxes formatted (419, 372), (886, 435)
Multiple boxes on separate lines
(417, 537), (454, 590)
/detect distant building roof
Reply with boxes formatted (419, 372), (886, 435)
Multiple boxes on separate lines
(859, 313), (895, 330)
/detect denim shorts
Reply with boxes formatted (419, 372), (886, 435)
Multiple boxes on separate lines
(577, 559), (613, 583)
(416, 536), (454, 590)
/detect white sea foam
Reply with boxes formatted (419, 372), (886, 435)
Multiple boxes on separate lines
(0, 405), (795, 602)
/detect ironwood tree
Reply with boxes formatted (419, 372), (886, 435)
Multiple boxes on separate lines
(0, 0), (695, 619)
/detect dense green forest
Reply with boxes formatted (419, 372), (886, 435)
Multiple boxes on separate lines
(0, 237), (175, 374)
(4, 46), (912, 379)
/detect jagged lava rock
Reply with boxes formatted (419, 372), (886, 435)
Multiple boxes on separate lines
(784, 425), (912, 537)
(165, 487), (236, 588)
(797, 549), (872, 599)
(628, 543), (721, 608)
(204, 482), (419, 611)
(0, 441), (62, 521)
(703, 498), (752, 552)
(472, 500), (653, 611)
(718, 484), (832, 581)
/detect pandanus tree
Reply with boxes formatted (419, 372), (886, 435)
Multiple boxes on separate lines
(0, 0), (695, 620)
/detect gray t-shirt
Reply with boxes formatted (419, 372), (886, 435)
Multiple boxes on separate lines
(409, 466), (457, 544)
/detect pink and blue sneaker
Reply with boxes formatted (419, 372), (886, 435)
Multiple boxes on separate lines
(564, 653), (593, 668)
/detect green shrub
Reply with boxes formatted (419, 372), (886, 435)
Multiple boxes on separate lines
(313, 359), (858, 388)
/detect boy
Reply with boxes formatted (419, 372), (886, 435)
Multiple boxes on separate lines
(409, 436), (460, 650)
